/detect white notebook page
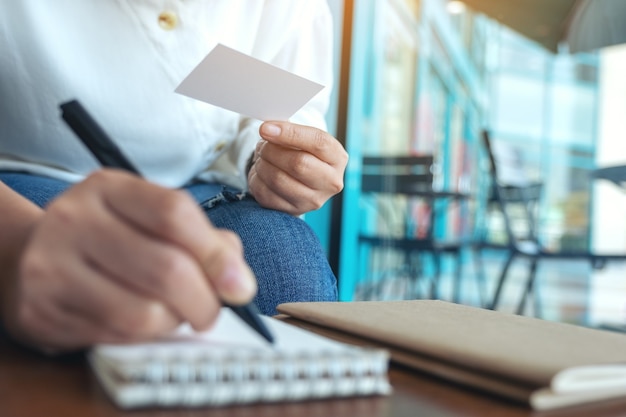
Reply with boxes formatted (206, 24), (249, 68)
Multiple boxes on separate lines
(95, 307), (355, 363)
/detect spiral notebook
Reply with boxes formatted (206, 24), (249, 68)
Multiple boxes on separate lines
(89, 308), (391, 409)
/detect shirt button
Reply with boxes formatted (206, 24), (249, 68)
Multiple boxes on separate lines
(158, 11), (178, 30)
(215, 142), (226, 152)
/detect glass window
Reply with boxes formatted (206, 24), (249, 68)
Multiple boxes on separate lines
(497, 27), (549, 75)
(362, 0), (419, 155)
(379, 7), (418, 154)
(402, 0), (422, 20)
(490, 73), (545, 139)
(552, 55), (598, 84)
(548, 83), (597, 146)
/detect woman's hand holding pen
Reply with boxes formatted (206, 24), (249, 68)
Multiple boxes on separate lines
(2, 170), (256, 352)
(247, 122), (348, 216)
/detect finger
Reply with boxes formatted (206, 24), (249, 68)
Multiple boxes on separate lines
(58, 257), (186, 341)
(197, 229), (257, 305)
(43, 187), (221, 331)
(259, 122), (348, 168)
(83, 216), (251, 312)
(9, 295), (97, 351)
(77, 171), (257, 304)
(255, 141), (339, 191)
(78, 205), (221, 330)
(252, 157), (320, 207)
(88, 171), (219, 255)
(18, 230), (184, 348)
(248, 167), (316, 215)
(10, 280), (125, 350)
(14, 239), (110, 350)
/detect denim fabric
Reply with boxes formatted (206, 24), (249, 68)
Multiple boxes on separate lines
(0, 172), (338, 315)
(0, 172), (72, 208)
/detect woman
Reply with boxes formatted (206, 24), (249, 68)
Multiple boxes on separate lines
(0, 0), (347, 352)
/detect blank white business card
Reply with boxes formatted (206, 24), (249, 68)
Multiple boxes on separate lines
(175, 44), (324, 121)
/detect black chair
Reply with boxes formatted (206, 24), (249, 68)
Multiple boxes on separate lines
(357, 155), (471, 302)
(475, 130), (614, 316)
(592, 165), (626, 191)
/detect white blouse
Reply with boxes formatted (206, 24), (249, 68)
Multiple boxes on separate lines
(0, 0), (333, 189)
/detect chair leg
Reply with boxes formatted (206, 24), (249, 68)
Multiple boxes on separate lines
(409, 252), (425, 299)
(452, 251), (463, 304)
(532, 275), (543, 319)
(516, 258), (539, 316)
(430, 252), (442, 299)
(528, 259), (542, 318)
(489, 252), (515, 310)
(473, 248), (488, 308)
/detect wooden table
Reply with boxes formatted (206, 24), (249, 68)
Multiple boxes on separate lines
(3, 335), (626, 417)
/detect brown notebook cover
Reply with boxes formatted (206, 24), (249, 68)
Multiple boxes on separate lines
(277, 300), (626, 410)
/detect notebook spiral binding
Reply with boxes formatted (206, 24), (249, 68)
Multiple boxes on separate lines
(135, 350), (388, 383)
(94, 348), (391, 407)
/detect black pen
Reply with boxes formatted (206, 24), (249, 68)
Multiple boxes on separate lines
(59, 99), (274, 344)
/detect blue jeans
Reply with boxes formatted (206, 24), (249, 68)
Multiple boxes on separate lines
(0, 172), (337, 315)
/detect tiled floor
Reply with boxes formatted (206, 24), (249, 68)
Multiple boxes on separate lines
(355, 249), (626, 328)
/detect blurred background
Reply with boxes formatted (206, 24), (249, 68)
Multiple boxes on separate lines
(304, 0), (626, 329)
